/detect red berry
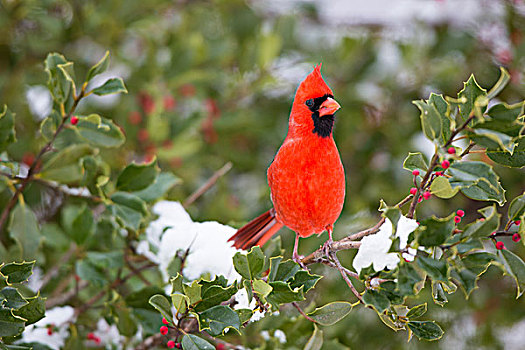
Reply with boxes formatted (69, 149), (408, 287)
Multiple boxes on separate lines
(516, 220), (521, 225)
(496, 241), (505, 250)
(480, 218), (485, 222)
(412, 170), (420, 176)
(87, 332), (95, 340)
(94, 337), (101, 345)
(457, 209), (465, 217)
(167, 340), (176, 349)
(47, 327), (53, 336)
(176, 343), (182, 349)
(160, 326), (168, 335)
(447, 147), (456, 154)
(454, 216), (461, 224)
(216, 344), (225, 350)
(435, 171), (443, 176)
(71, 116), (79, 125)
(418, 196), (423, 203)
(513, 233), (521, 242)
(138, 129), (149, 142)
(163, 95), (176, 111)
(441, 160), (450, 169)
(22, 153), (35, 166)
(410, 187), (417, 195)
(423, 191), (431, 200)
(128, 111), (142, 125)
(162, 317), (169, 325)
(138, 92), (155, 115)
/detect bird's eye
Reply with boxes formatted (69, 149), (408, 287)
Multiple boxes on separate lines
(305, 99), (314, 108)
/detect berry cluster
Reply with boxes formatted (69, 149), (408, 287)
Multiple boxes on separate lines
(493, 220), (522, 250)
(87, 332), (101, 345)
(160, 318), (181, 349)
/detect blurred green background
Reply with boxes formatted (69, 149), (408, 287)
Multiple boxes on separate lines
(1, 0), (525, 348)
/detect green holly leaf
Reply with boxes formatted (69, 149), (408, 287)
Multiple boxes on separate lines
(416, 256), (448, 283)
(396, 262), (424, 296)
(429, 93), (452, 143)
(307, 301), (353, 326)
(74, 114), (125, 148)
(45, 53), (72, 103)
(198, 305), (240, 336)
(413, 100), (443, 144)
(448, 161), (506, 205)
(9, 205), (42, 260)
(486, 101), (524, 122)
(232, 246), (265, 280)
(430, 176), (459, 199)
(268, 257), (300, 282)
(304, 324), (323, 350)
(133, 172), (181, 202)
(266, 281), (304, 309)
(288, 270), (322, 293)
(148, 294), (173, 324)
(0, 307), (26, 337)
(252, 279), (272, 298)
(110, 192), (148, 231)
(509, 192), (525, 221)
(91, 77), (127, 96)
(498, 249), (525, 298)
(171, 292), (189, 314)
(406, 303), (427, 319)
(363, 289), (390, 313)
(431, 281), (448, 306)
(0, 261), (34, 284)
(194, 282), (237, 312)
(117, 159), (159, 192)
(458, 74), (487, 120)
(0, 287), (28, 309)
(403, 152), (428, 174)
(70, 204), (95, 245)
(417, 214), (455, 246)
(0, 106), (16, 152)
(75, 259), (107, 288)
(40, 144), (95, 184)
(183, 280), (202, 305)
(181, 334), (214, 350)
(487, 137), (525, 168)
(86, 51), (110, 82)
(486, 67), (511, 99)
(461, 205), (500, 239)
(407, 321), (444, 341)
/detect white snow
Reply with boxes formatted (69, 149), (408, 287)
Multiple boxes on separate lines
(93, 318), (125, 347)
(137, 201), (241, 282)
(233, 288), (266, 322)
(25, 85), (52, 121)
(19, 306), (75, 350)
(352, 216), (419, 273)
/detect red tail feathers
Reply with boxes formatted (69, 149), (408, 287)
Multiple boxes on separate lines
(228, 208), (283, 250)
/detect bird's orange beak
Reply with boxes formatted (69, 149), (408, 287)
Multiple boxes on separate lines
(318, 97), (341, 117)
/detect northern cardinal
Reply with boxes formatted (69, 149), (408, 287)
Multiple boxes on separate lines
(228, 65), (345, 264)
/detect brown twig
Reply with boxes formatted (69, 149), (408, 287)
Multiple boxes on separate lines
(40, 243), (77, 288)
(329, 251), (363, 302)
(183, 162), (232, 208)
(292, 302), (316, 323)
(406, 113), (476, 219)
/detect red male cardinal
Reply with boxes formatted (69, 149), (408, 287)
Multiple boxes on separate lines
(228, 65), (345, 264)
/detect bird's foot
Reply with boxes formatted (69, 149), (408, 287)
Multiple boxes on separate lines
(322, 237), (334, 258)
(293, 252), (308, 270)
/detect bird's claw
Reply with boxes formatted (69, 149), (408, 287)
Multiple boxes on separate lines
(293, 253), (308, 270)
(322, 238), (333, 258)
